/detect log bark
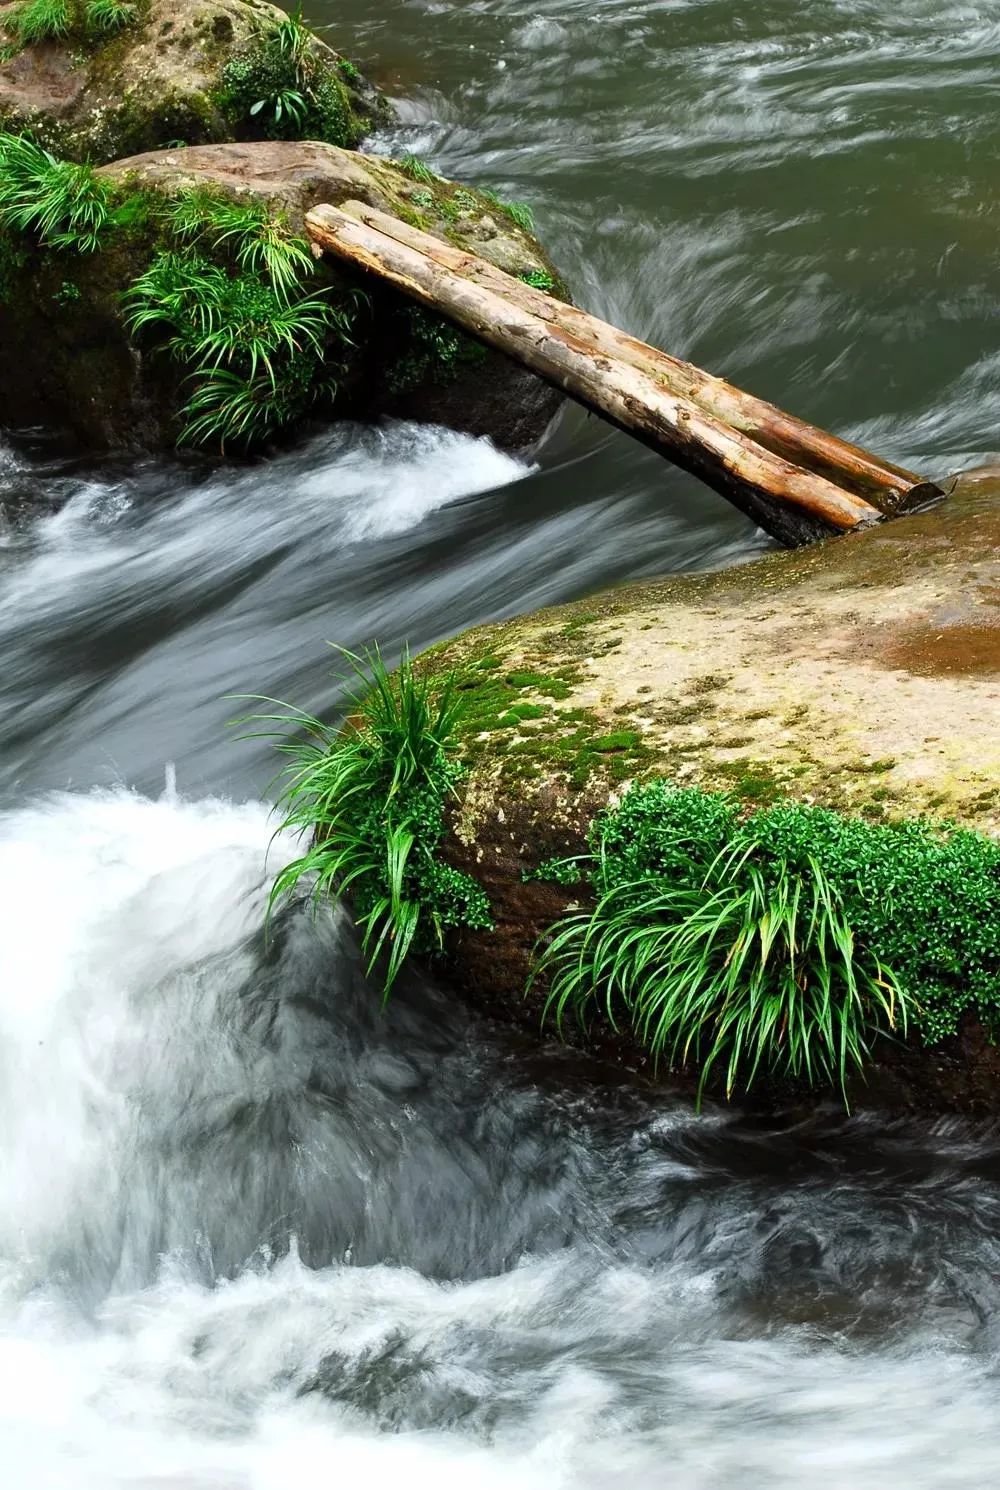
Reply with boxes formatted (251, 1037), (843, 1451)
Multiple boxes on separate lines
(332, 201), (941, 519)
(306, 201), (936, 545)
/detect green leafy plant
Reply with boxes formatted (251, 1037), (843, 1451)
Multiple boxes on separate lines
(0, 132), (109, 250)
(121, 182), (360, 450)
(250, 85), (307, 128)
(242, 647), (492, 992)
(481, 188), (535, 233)
(123, 246), (345, 448)
(85, 0), (137, 33)
(164, 188), (315, 297)
(6, 0), (70, 44)
(387, 304), (486, 395)
(529, 783), (1000, 1103)
(520, 268), (555, 292)
(217, 7), (358, 148)
(272, 2), (311, 69)
(398, 153), (436, 184)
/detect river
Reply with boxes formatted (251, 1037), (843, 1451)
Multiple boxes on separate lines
(2, 1), (1000, 1484)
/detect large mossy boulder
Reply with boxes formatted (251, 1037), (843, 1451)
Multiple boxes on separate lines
(416, 471), (1000, 1111)
(0, 137), (564, 451)
(0, 0), (384, 163)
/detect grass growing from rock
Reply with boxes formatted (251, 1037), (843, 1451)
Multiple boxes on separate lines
(532, 781), (1000, 1102)
(123, 185), (359, 448)
(217, 2), (361, 148)
(84, 0), (137, 34)
(5, 0), (71, 43)
(0, 132), (108, 249)
(3, 0), (138, 45)
(245, 648), (492, 993)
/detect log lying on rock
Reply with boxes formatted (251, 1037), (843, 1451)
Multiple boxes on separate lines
(306, 200), (944, 547)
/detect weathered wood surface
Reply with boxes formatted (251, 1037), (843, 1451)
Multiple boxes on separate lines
(306, 200), (944, 547)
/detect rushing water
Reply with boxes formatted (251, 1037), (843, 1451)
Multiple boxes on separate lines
(3, 2), (1000, 1485)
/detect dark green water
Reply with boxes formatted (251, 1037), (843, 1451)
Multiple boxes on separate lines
(331, 0), (1000, 473)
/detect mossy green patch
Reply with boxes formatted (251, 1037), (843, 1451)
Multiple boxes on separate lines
(386, 303), (487, 396)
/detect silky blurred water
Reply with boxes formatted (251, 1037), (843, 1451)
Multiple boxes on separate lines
(2, 3), (999, 1486)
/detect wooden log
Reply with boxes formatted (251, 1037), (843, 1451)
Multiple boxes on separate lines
(333, 201), (942, 518)
(307, 201), (886, 545)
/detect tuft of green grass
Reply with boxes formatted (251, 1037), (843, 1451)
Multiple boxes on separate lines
(85, 0), (137, 34)
(0, 132), (109, 250)
(520, 268), (555, 292)
(121, 182), (362, 451)
(531, 783), (982, 1104)
(240, 647), (492, 993)
(123, 246), (347, 448)
(481, 188), (535, 233)
(272, 2), (311, 70)
(398, 153), (436, 184)
(164, 188), (315, 298)
(6, 0), (70, 44)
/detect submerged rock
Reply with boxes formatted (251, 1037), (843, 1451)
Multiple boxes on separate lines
(418, 472), (1000, 1112)
(0, 137), (564, 451)
(0, 0), (384, 163)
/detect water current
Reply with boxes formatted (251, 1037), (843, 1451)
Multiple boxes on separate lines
(3, 2), (1000, 1484)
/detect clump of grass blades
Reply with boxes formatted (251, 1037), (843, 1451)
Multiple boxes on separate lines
(398, 153), (436, 184)
(532, 783), (924, 1105)
(6, 0), (70, 43)
(165, 188), (315, 298)
(85, 0), (137, 34)
(481, 189), (535, 233)
(272, 3), (311, 70)
(0, 132), (108, 250)
(241, 647), (492, 993)
(123, 246), (345, 448)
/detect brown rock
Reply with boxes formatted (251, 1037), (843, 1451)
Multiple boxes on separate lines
(0, 0), (383, 162)
(0, 138), (564, 452)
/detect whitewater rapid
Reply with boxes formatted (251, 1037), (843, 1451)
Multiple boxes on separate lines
(3, 788), (1000, 1488)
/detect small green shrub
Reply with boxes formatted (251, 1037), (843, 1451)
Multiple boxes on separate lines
(0, 132), (109, 250)
(85, 0), (136, 34)
(244, 647), (492, 992)
(532, 783), (1000, 1102)
(6, 0), (70, 43)
(520, 268), (555, 292)
(217, 7), (359, 148)
(387, 304), (487, 395)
